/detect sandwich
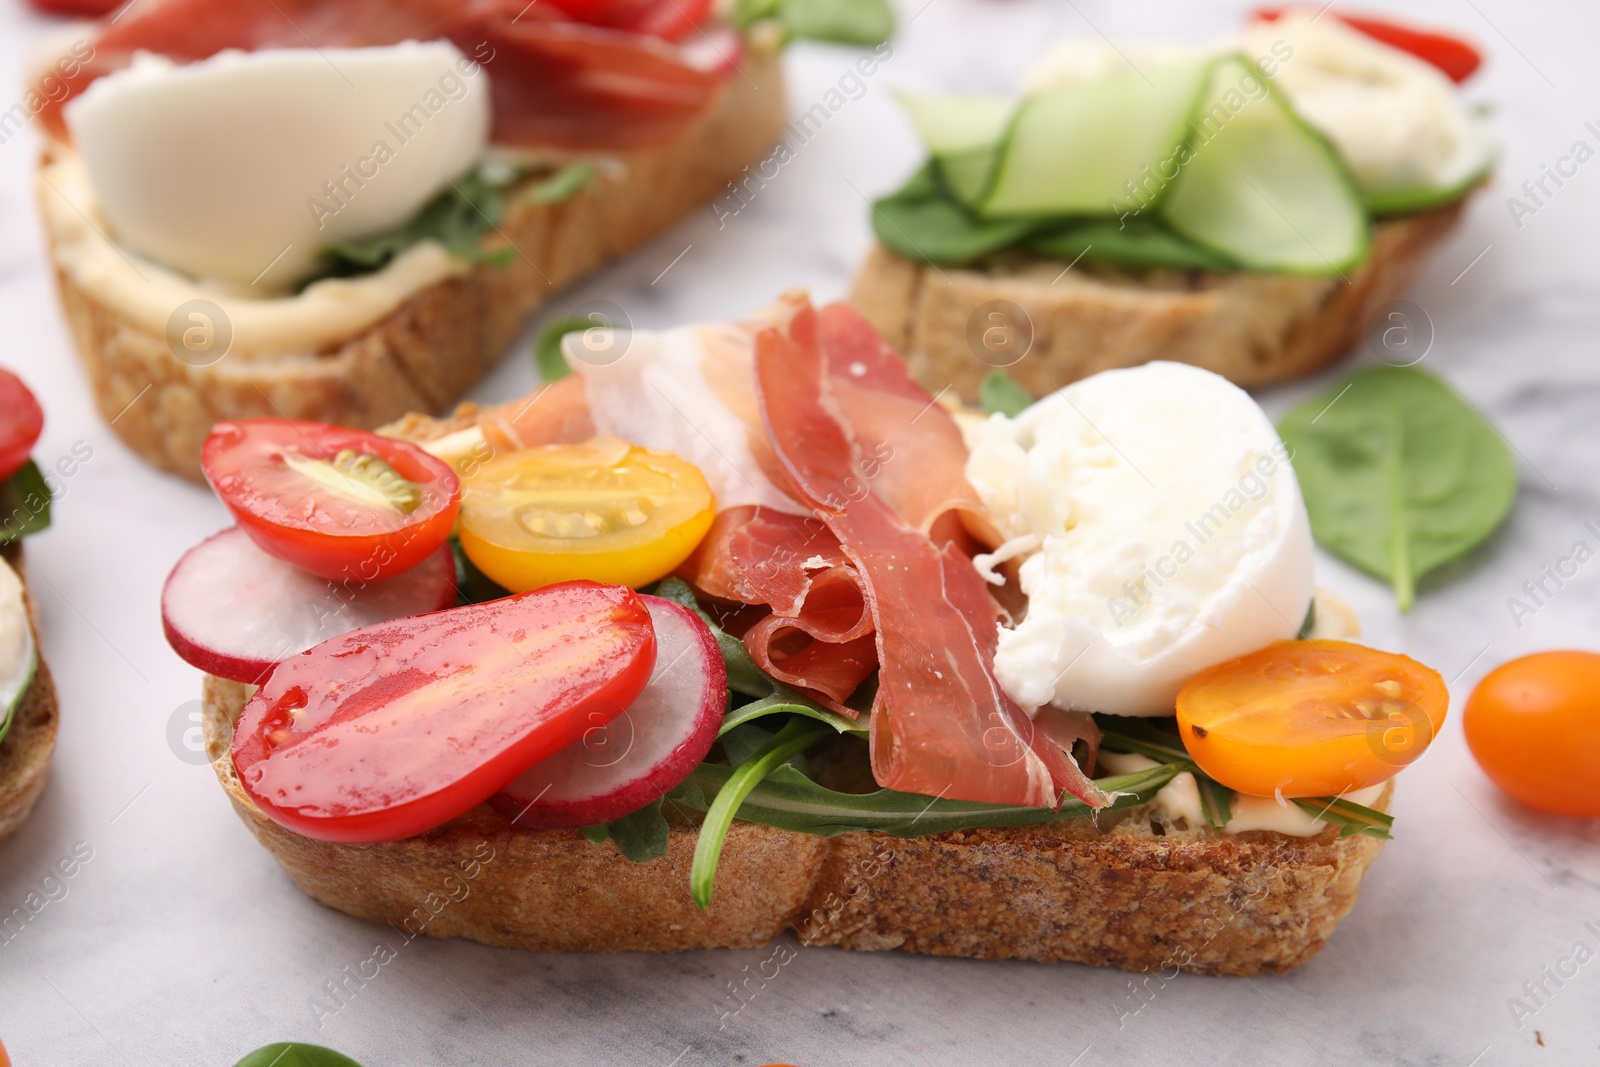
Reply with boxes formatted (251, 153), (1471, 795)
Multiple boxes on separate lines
(0, 369), (59, 845)
(162, 291), (1447, 975)
(32, 0), (838, 480)
(851, 8), (1492, 405)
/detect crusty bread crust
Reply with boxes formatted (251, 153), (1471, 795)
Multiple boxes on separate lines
(0, 545), (59, 846)
(46, 44), (787, 482)
(850, 199), (1468, 404)
(201, 674), (1386, 975)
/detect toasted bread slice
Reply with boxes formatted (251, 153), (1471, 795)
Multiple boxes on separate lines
(0, 545), (59, 845)
(200, 671), (1387, 976)
(42, 43), (786, 482)
(850, 199), (1468, 404)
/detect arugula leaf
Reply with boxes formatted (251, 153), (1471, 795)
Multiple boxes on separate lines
(1279, 365), (1517, 611)
(524, 161), (596, 206)
(979, 371), (1032, 417)
(1196, 775), (1235, 830)
(320, 172), (517, 277)
(719, 689), (865, 738)
(533, 318), (592, 383)
(1093, 715), (1193, 766)
(0, 461), (51, 544)
(1025, 218), (1239, 272)
(235, 1045), (364, 1067)
(1292, 796), (1395, 840)
(600, 799), (672, 862)
(872, 164), (1035, 266)
(675, 760), (1184, 840)
(653, 578), (771, 698)
(691, 719), (832, 907)
(733, 0), (895, 44)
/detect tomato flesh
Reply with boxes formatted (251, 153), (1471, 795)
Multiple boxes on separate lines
(1465, 651), (1600, 817)
(542, 0), (715, 40)
(202, 420), (460, 582)
(0, 370), (44, 484)
(233, 581), (656, 842)
(459, 437), (715, 592)
(1177, 639), (1448, 798)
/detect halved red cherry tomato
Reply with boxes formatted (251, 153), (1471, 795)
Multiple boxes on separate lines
(542, 0), (715, 40)
(1177, 640), (1448, 798)
(0, 370), (44, 484)
(1464, 651), (1600, 817)
(202, 420), (460, 583)
(234, 581), (656, 843)
(1254, 8), (1483, 82)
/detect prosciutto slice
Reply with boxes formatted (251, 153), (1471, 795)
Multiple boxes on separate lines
(39, 0), (729, 152)
(752, 293), (1107, 809)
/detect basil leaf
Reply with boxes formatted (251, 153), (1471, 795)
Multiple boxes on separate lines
(782, 0), (895, 45)
(653, 578), (771, 697)
(1292, 796), (1394, 841)
(691, 719), (831, 907)
(1025, 218), (1239, 272)
(0, 461), (51, 544)
(320, 172), (514, 277)
(675, 760), (1184, 840)
(1279, 365), (1517, 611)
(872, 164), (1035, 266)
(979, 370), (1032, 417)
(234, 1045), (364, 1067)
(524, 161), (596, 206)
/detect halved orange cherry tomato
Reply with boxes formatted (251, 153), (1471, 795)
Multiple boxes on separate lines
(1177, 640), (1448, 798)
(459, 437), (715, 592)
(234, 581), (656, 843)
(202, 420), (460, 582)
(0, 369), (44, 484)
(1464, 651), (1600, 817)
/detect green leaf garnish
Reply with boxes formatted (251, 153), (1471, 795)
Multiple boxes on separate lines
(653, 578), (772, 698)
(690, 718), (833, 907)
(1295, 599), (1317, 640)
(524, 161), (597, 206)
(872, 163), (1034, 266)
(234, 1045), (364, 1067)
(719, 689), (865, 738)
(780, 0), (895, 45)
(979, 370), (1032, 417)
(1279, 365), (1517, 612)
(1292, 795), (1395, 840)
(319, 171), (516, 277)
(583, 799), (671, 863)
(1093, 715), (1193, 766)
(1196, 774), (1235, 830)
(449, 537), (511, 606)
(0, 461), (52, 544)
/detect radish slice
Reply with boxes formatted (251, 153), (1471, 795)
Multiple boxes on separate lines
(162, 526), (457, 684)
(491, 594), (725, 829)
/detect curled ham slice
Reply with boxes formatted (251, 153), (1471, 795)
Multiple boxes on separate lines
(752, 293), (1108, 810)
(38, 0), (729, 152)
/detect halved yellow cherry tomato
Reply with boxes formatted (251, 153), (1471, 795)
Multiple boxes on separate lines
(458, 437), (715, 591)
(1176, 640), (1448, 798)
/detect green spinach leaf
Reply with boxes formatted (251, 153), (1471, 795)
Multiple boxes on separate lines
(872, 164), (1035, 266)
(0, 461), (51, 544)
(524, 161), (596, 206)
(1278, 365), (1517, 611)
(235, 1045), (364, 1067)
(1025, 218), (1239, 271)
(733, 0), (895, 44)
(320, 172), (516, 276)
(979, 370), (1032, 417)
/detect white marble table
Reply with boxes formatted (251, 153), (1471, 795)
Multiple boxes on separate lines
(2, 1), (1598, 1064)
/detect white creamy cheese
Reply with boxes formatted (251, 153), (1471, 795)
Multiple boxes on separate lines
(0, 558), (37, 726)
(1025, 12), (1490, 198)
(967, 361), (1313, 717)
(65, 43), (491, 289)
(1098, 751), (1387, 837)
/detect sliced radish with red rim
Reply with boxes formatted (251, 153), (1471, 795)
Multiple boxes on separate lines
(492, 594), (725, 829)
(162, 526), (456, 684)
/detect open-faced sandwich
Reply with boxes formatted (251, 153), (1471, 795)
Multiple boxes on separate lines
(34, 0), (816, 480)
(0, 370), (60, 845)
(852, 7), (1492, 403)
(164, 291), (1446, 975)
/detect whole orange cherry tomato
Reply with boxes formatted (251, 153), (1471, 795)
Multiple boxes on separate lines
(1464, 651), (1600, 817)
(1177, 640), (1448, 798)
